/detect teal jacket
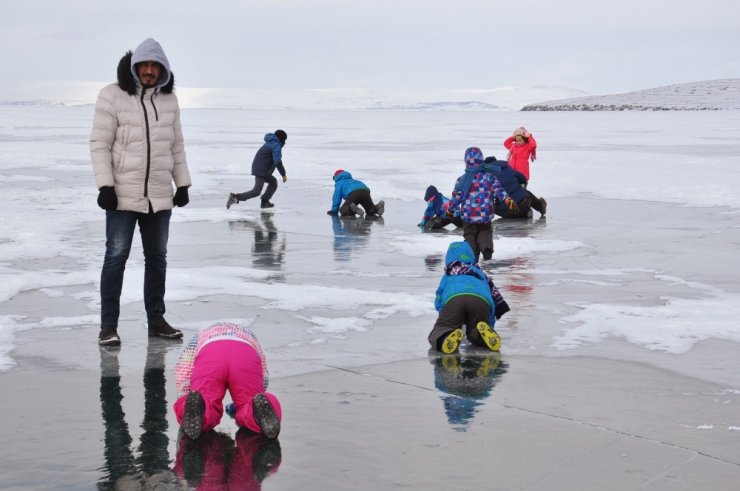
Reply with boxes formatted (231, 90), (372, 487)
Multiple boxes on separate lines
(434, 241), (496, 326)
(331, 171), (370, 213)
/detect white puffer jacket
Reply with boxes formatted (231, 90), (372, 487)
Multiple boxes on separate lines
(90, 39), (191, 213)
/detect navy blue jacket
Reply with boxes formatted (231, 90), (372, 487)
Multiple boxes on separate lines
(484, 158), (528, 203)
(251, 133), (286, 179)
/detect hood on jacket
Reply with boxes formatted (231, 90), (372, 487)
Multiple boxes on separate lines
(117, 39), (175, 95)
(333, 170), (352, 182)
(445, 241), (476, 267)
(264, 133), (284, 147)
(464, 147), (484, 168)
(424, 185), (439, 201)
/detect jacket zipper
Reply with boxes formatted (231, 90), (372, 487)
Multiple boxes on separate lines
(140, 88), (152, 200)
(150, 91), (159, 121)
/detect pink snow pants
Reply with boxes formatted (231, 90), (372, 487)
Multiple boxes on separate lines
(173, 340), (282, 434)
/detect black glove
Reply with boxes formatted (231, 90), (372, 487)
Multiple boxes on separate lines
(327, 210), (338, 216)
(173, 186), (190, 207)
(97, 186), (118, 210)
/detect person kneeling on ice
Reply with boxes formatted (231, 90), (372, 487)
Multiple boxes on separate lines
(419, 185), (463, 231)
(174, 322), (282, 440)
(429, 241), (510, 354)
(484, 156), (547, 218)
(326, 169), (385, 218)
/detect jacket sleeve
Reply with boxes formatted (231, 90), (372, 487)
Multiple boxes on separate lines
(331, 183), (343, 212)
(434, 276), (447, 312)
(90, 89), (117, 189)
(503, 136), (515, 150)
(448, 179), (463, 210)
(171, 101), (192, 188)
(490, 176), (511, 203)
(270, 143), (287, 177)
(422, 202), (435, 222)
(174, 333), (199, 399)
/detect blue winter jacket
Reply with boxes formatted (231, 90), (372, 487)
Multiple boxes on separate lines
(484, 157), (528, 204)
(331, 171), (370, 213)
(434, 241), (496, 326)
(251, 133), (286, 179)
(422, 192), (461, 223)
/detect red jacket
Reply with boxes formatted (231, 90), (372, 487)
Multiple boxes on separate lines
(503, 134), (537, 180)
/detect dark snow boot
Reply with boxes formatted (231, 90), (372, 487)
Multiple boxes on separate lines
(252, 393), (280, 439)
(183, 391), (205, 440)
(260, 200), (275, 209)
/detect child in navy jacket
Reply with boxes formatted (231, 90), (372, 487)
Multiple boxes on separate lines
(419, 185), (463, 230)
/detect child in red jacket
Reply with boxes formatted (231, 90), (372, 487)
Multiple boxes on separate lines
(503, 126), (537, 181)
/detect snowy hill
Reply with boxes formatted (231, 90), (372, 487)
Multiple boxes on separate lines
(521, 79), (740, 111)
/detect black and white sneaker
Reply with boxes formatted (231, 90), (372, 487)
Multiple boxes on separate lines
(99, 327), (121, 346)
(148, 319), (183, 339)
(252, 393), (280, 439)
(226, 193), (238, 210)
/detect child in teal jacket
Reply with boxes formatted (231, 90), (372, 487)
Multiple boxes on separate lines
(429, 241), (510, 353)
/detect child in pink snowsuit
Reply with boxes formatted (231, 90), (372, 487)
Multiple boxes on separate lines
(173, 322), (282, 440)
(503, 126), (537, 181)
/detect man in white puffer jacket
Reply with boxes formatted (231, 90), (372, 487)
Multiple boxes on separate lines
(91, 38), (192, 347)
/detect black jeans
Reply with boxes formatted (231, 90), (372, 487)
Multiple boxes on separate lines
(339, 189), (378, 216)
(236, 175), (278, 202)
(100, 209), (171, 328)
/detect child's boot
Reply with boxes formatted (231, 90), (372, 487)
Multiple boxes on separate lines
(440, 328), (464, 354)
(183, 390), (205, 440)
(226, 193), (239, 210)
(476, 321), (501, 351)
(374, 200), (385, 216)
(252, 393), (281, 439)
(349, 203), (365, 218)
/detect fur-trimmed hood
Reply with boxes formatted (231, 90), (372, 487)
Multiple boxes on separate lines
(117, 39), (175, 95)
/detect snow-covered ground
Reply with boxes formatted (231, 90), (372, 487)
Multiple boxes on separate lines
(1, 104), (740, 386)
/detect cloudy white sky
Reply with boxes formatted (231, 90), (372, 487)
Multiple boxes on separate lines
(1, 0), (738, 101)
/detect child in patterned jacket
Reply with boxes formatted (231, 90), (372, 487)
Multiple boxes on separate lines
(447, 147), (517, 262)
(173, 322), (282, 440)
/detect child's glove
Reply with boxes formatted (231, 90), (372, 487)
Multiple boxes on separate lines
(446, 207), (455, 218)
(282, 175), (288, 183)
(225, 402), (236, 419)
(505, 197), (519, 213)
(327, 210), (338, 216)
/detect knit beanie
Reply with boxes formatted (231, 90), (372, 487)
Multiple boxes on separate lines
(333, 169), (344, 179)
(464, 147), (484, 167)
(424, 185), (439, 201)
(275, 129), (287, 144)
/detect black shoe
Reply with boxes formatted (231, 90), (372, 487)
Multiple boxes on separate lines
(183, 391), (205, 440)
(374, 200), (385, 217)
(260, 200), (275, 209)
(482, 248), (493, 261)
(148, 318), (183, 339)
(540, 198), (547, 216)
(99, 326), (121, 346)
(252, 393), (280, 439)
(226, 193), (239, 210)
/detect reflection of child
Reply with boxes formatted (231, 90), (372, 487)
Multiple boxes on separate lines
(419, 185), (463, 230)
(448, 147), (515, 261)
(503, 126), (537, 180)
(173, 323), (282, 440)
(327, 169), (385, 218)
(429, 241), (510, 354)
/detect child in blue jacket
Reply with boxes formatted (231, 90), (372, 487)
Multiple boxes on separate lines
(429, 241), (510, 354)
(419, 185), (463, 230)
(327, 169), (385, 218)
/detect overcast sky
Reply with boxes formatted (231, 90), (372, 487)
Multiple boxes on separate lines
(1, 0), (738, 99)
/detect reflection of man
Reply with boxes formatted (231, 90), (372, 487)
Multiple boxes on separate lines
(429, 350), (507, 431)
(98, 339), (178, 487)
(91, 38), (192, 347)
(253, 212), (286, 269)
